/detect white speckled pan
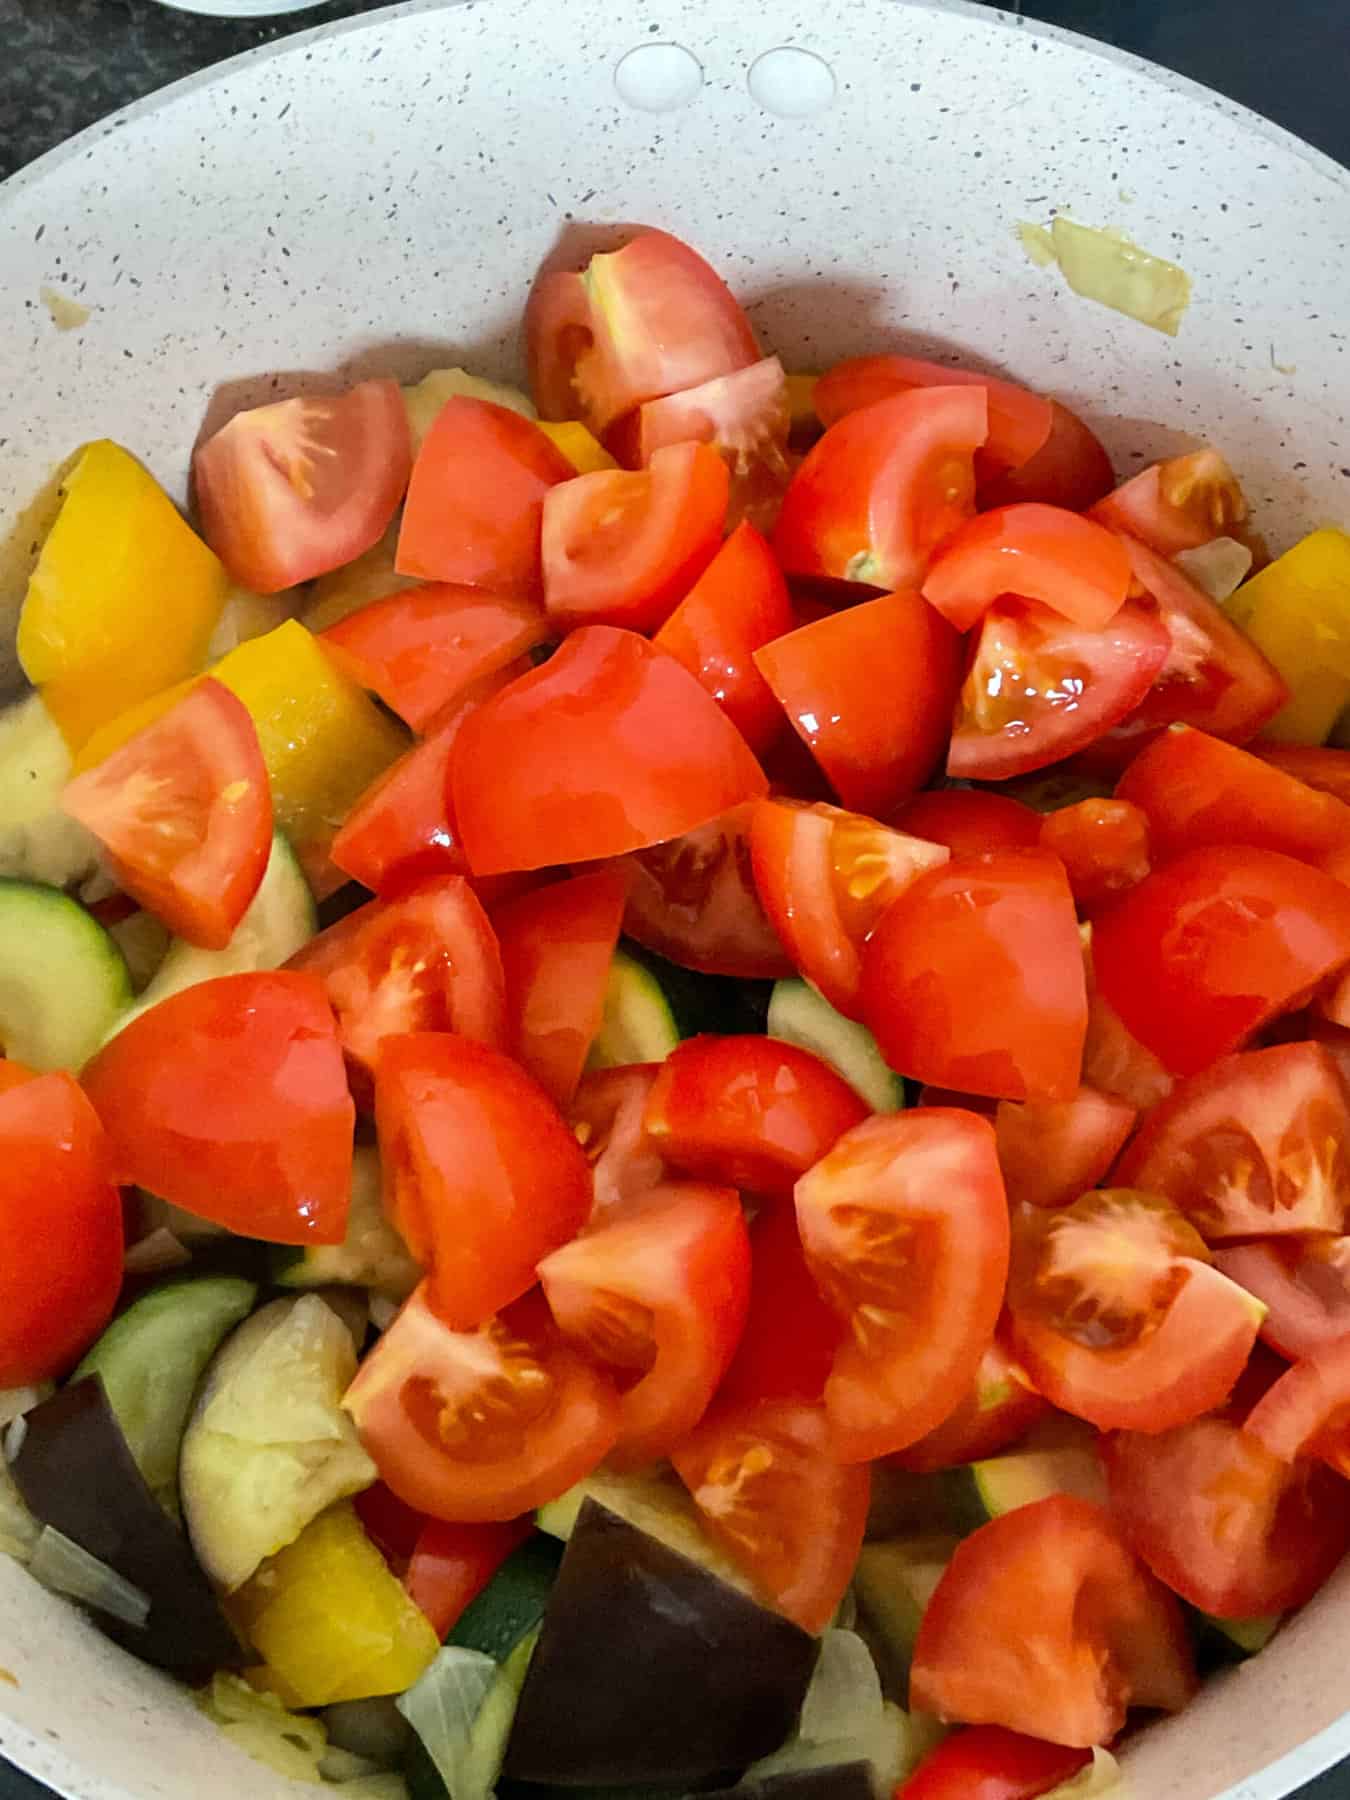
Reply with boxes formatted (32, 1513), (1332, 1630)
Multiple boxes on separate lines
(1, 1), (1348, 1795)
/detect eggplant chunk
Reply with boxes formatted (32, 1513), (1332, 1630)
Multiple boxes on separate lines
(502, 1502), (818, 1785)
(9, 1377), (243, 1676)
(702, 1765), (880, 1800)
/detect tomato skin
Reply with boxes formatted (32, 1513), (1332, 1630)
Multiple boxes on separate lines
(886, 1340), (1049, 1474)
(344, 1285), (621, 1523)
(320, 584), (550, 732)
(1081, 961), (1175, 1111)
(1254, 743), (1350, 808)
(754, 589), (961, 817)
(716, 1201), (844, 1411)
(671, 1397), (871, 1633)
(1091, 847), (1350, 1077)
(539, 1181), (751, 1464)
(893, 789), (1041, 858)
(1215, 1236), (1350, 1361)
(773, 387), (988, 593)
(628, 356), (791, 534)
(568, 1063), (665, 1224)
(492, 871), (627, 1107)
(1114, 1042), (1350, 1242)
(404, 1516), (533, 1639)
(1102, 1417), (1350, 1618)
(1246, 1336), (1350, 1478)
(396, 397), (574, 595)
(948, 597), (1170, 783)
(0, 1073), (123, 1385)
(354, 1480), (428, 1572)
(62, 678), (272, 951)
(995, 1085), (1137, 1210)
(749, 797), (950, 1018)
(922, 503), (1131, 634)
(796, 1108), (1010, 1461)
(526, 228), (760, 434)
(910, 1494), (1195, 1747)
(899, 1726), (1092, 1800)
(541, 443), (729, 634)
(1118, 726), (1350, 868)
(975, 400), (1115, 514)
(1038, 798), (1150, 912)
(375, 1033), (591, 1331)
(654, 522), (794, 754)
(81, 971), (354, 1245)
(861, 850), (1087, 1103)
(1089, 449), (1250, 557)
(814, 355), (1053, 474)
(450, 627), (767, 876)
(194, 379), (412, 593)
(644, 1035), (869, 1200)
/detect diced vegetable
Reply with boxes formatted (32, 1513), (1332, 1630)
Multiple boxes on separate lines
(0, 879), (131, 1069)
(0, 692), (100, 890)
(768, 979), (904, 1112)
(444, 1535), (561, 1662)
(400, 1631), (536, 1800)
(1225, 528), (1350, 743)
(196, 1672), (328, 1782)
(274, 1145), (422, 1303)
(853, 1536), (958, 1696)
(535, 1464), (751, 1596)
(744, 1628), (915, 1791)
(588, 946), (682, 1066)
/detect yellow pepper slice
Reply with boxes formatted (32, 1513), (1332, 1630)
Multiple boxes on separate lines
(537, 421), (618, 475)
(17, 441), (228, 749)
(1226, 529), (1350, 744)
(231, 1502), (439, 1707)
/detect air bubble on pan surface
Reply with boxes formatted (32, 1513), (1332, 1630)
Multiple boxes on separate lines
(614, 43), (704, 112)
(747, 47), (836, 118)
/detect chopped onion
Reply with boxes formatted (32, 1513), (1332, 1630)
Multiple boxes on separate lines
(0, 1463), (39, 1562)
(28, 1525), (150, 1627)
(123, 1226), (192, 1277)
(0, 1385), (52, 1429)
(368, 1294), (400, 1332)
(1176, 535), (1254, 602)
(3, 1414), (27, 1463)
(1019, 215), (1192, 337)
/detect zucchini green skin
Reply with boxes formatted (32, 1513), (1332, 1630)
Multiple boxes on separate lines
(767, 978), (904, 1113)
(0, 878), (132, 1070)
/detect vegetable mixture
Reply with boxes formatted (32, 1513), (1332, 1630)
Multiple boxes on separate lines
(5, 224), (1350, 1800)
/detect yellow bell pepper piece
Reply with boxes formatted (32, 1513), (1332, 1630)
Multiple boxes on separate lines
(785, 372), (820, 429)
(1225, 529), (1350, 744)
(231, 1502), (439, 1707)
(17, 441), (228, 750)
(70, 679), (197, 775)
(537, 421), (618, 475)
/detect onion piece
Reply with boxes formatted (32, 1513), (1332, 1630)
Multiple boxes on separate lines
(0, 1384), (53, 1429)
(122, 1226), (192, 1277)
(28, 1525), (151, 1627)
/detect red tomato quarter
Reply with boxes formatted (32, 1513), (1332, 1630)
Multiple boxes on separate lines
(922, 503), (1130, 633)
(813, 354), (1053, 474)
(899, 1727), (1092, 1800)
(716, 1201), (844, 1412)
(754, 589), (961, 817)
(194, 379), (411, 593)
(626, 356), (791, 533)
(1216, 1236), (1350, 1361)
(568, 1063), (665, 1224)
(1254, 744), (1350, 808)
(81, 971), (353, 1245)
(795, 1108), (1010, 1460)
(0, 1073), (122, 1386)
(450, 628), (767, 875)
(62, 679), (271, 951)
(1246, 1335), (1350, 1482)
(975, 400), (1115, 514)
(1038, 798), (1151, 911)
(893, 789), (1041, 858)
(404, 1516), (533, 1639)
(861, 849), (1087, 1102)
(995, 1084), (1137, 1210)
(375, 1033), (590, 1330)
(886, 1339), (1049, 1474)
(1089, 449), (1252, 557)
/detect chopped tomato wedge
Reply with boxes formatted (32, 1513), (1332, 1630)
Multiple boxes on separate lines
(1006, 1189), (1263, 1432)
(539, 1181), (751, 1463)
(861, 849), (1087, 1103)
(754, 589), (961, 816)
(623, 356), (791, 533)
(0, 1072), (123, 1385)
(1253, 743), (1350, 808)
(492, 870), (628, 1107)
(526, 227), (760, 434)
(749, 797), (950, 1018)
(568, 1063), (665, 1224)
(643, 1034), (869, 1200)
(354, 1481), (428, 1572)
(772, 386), (988, 592)
(975, 400), (1115, 514)
(947, 597), (1170, 782)
(1080, 959), (1175, 1111)
(795, 1108), (1010, 1460)
(1103, 1416), (1350, 1618)
(671, 1397), (871, 1633)
(922, 503), (1130, 633)
(81, 971), (354, 1245)
(893, 789), (1041, 858)
(654, 521), (794, 754)
(599, 803), (793, 981)
(1089, 449), (1251, 557)
(395, 397), (573, 594)
(1215, 1236), (1350, 1361)
(450, 627), (767, 875)
(910, 1495), (1195, 1746)
(288, 875), (507, 1096)
(320, 583), (550, 731)
(886, 1339), (1049, 1474)
(1114, 1042), (1350, 1241)
(62, 678), (271, 951)
(899, 1726), (1092, 1800)
(375, 1033), (590, 1330)
(193, 379), (412, 593)
(995, 1084), (1137, 1210)
(404, 1516), (533, 1639)
(1038, 798), (1151, 911)
(1091, 847), (1350, 1077)
(813, 354), (1053, 474)
(542, 442), (729, 634)
(1247, 1336), (1350, 1483)
(344, 1285), (620, 1523)
(716, 1201), (844, 1411)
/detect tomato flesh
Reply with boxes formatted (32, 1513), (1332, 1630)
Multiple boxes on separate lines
(1089, 449), (1251, 557)
(813, 354), (1053, 474)
(899, 1726), (1091, 1800)
(1216, 1235), (1350, 1361)
(893, 789), (1040, 858)
(974, 400), (1116, 514)
(404, 1516), (533, 1638)
(887, 1339), (1049, 1475)
(995, 1084), (1137, 1210)
(628, 356), (791, 533)
(716, 1201), (845, 1412)
(568, 1063), (665, 1224)
(1038, 798), (1151, 911)
(922, 503), (1131, 634)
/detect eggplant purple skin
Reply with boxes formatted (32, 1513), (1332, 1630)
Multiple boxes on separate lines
(502, 1500), (820, 1787)
(10, 1375), (244, 1676)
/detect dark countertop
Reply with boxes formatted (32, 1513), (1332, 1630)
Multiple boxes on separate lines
(0, 3), (1347, 1799)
